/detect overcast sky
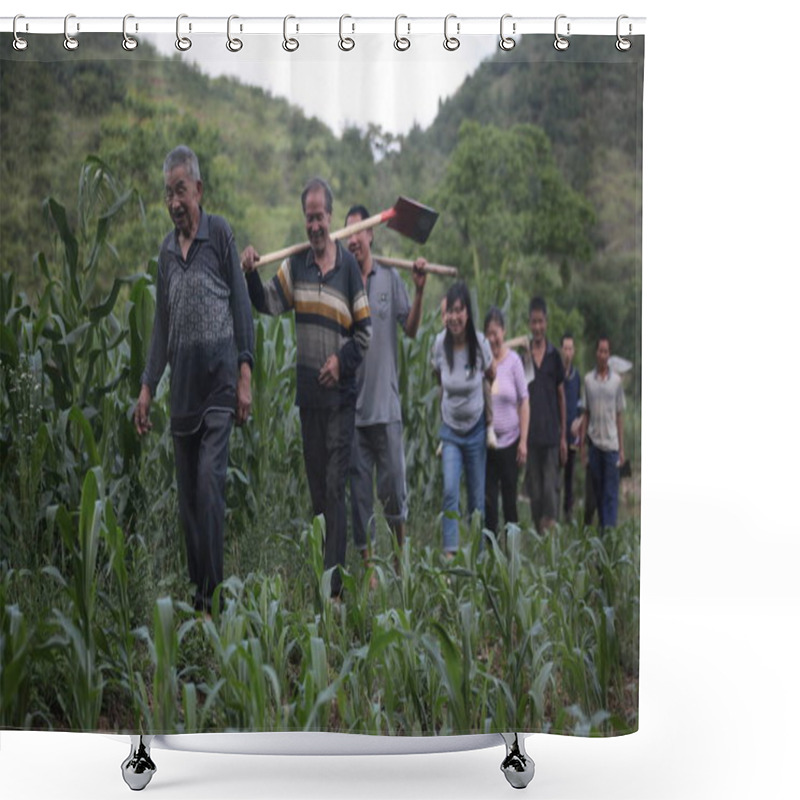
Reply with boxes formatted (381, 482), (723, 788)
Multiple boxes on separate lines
(145, 32), (496, 137)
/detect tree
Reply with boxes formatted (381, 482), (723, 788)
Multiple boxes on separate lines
(431, 121), (595, 283)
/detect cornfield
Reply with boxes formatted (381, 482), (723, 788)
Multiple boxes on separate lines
(1, 158), (639, 737)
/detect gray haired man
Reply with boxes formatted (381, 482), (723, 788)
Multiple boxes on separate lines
(135, 145), (255, 614)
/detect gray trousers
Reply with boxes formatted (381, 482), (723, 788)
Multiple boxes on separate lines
(349, 421), (408, 551)
(172, 410), (233, 612)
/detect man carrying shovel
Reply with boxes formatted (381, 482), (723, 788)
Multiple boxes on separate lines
(240, 178), (370, 602)
(344, 204), (428, 580)
(240, 189), (444, 598)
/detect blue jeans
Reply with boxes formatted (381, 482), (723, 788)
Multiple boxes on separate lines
(440, 416), (487, 552)
(588, 443), (620, 528)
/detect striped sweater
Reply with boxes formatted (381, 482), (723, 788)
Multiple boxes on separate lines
(246, 243), (371, 407)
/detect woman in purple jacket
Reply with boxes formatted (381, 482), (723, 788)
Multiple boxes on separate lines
(483, 307), (530, 538)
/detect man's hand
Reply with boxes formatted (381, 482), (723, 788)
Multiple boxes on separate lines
(560, 437), (568, 467)
(318, 353), (340, 388)
(236, 363), (252, 426)
(134, 385), (153, 436)
(411, 257), (428, 291)
(240, 245), (260, 273)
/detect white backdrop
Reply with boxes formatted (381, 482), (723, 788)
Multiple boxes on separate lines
(2, 1), (798, 798)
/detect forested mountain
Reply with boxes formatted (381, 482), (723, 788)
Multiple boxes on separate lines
(1, 32), (641, 377)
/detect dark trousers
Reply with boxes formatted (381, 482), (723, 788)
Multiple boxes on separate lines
(588, 442), (620, 528)
(172, 411), (233, 613)
(563, 447), (577, 517)
(300, 403), (355, 598)
(485, 439), (519, 535)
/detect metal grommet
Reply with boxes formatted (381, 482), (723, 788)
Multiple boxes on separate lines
(176, 14), (192, 51)
(394, 15), (411, 51)
(12, 15), (28, 51)
(444, 14), (460, 51)
(122, 14), (138, 51)
(554, 14), (570, 51)
(338, 15), (355, 51)
(226, 15), (243, 52)
(499, 14), (515, 51)
(283, 15), (299, 52)
(616, 15), (632, 51)
(63, 14), (79, 51)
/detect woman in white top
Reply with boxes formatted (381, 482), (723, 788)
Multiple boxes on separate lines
(431, 282), (495, 555)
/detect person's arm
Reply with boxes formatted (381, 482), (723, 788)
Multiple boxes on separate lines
(241, 246), (293, 316)
(579, 409), (589, 467)
(480, 334), (495, 383)
(222, 227), (255, 425)
(403, 258), (427, 339)
(517, 397), (530, 466)
(326, 262), (371, 386)
(558, 382), (567, 465)
(136, 256), (168, 435)
(579, 381), (589, 467)
(616, 381), (626, 465)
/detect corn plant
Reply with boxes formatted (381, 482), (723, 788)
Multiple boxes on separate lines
(0, 570), (38, 727)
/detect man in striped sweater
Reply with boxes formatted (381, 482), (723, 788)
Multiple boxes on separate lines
(241, 178), (371, 600)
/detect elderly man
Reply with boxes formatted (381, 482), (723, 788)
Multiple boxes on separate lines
(135, 145), (254, 615)
(241, 179), (371, 600)
(345, 204), (426, 571)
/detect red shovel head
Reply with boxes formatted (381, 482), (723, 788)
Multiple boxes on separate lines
(386, 196), (439, 244)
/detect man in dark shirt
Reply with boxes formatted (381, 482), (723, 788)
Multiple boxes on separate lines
(241, 178), (371, 600)
(135, 145), (255, 615)
(561, 333), (581, 520)
(523, 296), (566, 532)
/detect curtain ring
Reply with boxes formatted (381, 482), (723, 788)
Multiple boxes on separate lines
(122, 14), (138, 51)
(616, 15), (632, 51)
(175, 14), (192, 51)
(226, 15), (243, 52)
(338, 15), (355, 51)
(394, 15), (411, 51)
(283, 15), (299, 52)
(63, 14), (79, 51)
(499, 14), (515, 51)
(554, 14), (570, 51)
(443, 14), (460, 51)
(12, 15), (28, 51)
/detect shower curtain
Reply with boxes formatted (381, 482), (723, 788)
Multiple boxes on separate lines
(0, 17), (643, 746)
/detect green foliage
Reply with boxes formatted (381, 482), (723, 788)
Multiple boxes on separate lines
(432, 121), (595, 281)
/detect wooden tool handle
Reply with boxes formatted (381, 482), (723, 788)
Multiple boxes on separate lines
(252, 240), (309, 268)
(252, 208), (396, 269)
(378, 256), (458, 277)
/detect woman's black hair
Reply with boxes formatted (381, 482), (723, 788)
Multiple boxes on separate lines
(484, 305), (505, 333)
(444, 281), (479, 372)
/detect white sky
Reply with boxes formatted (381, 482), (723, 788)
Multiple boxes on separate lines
(145, 32), (495, 137)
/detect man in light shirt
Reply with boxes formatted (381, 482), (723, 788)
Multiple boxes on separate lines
(580, 336), (626, 529)
(345, 204), (426, 570)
